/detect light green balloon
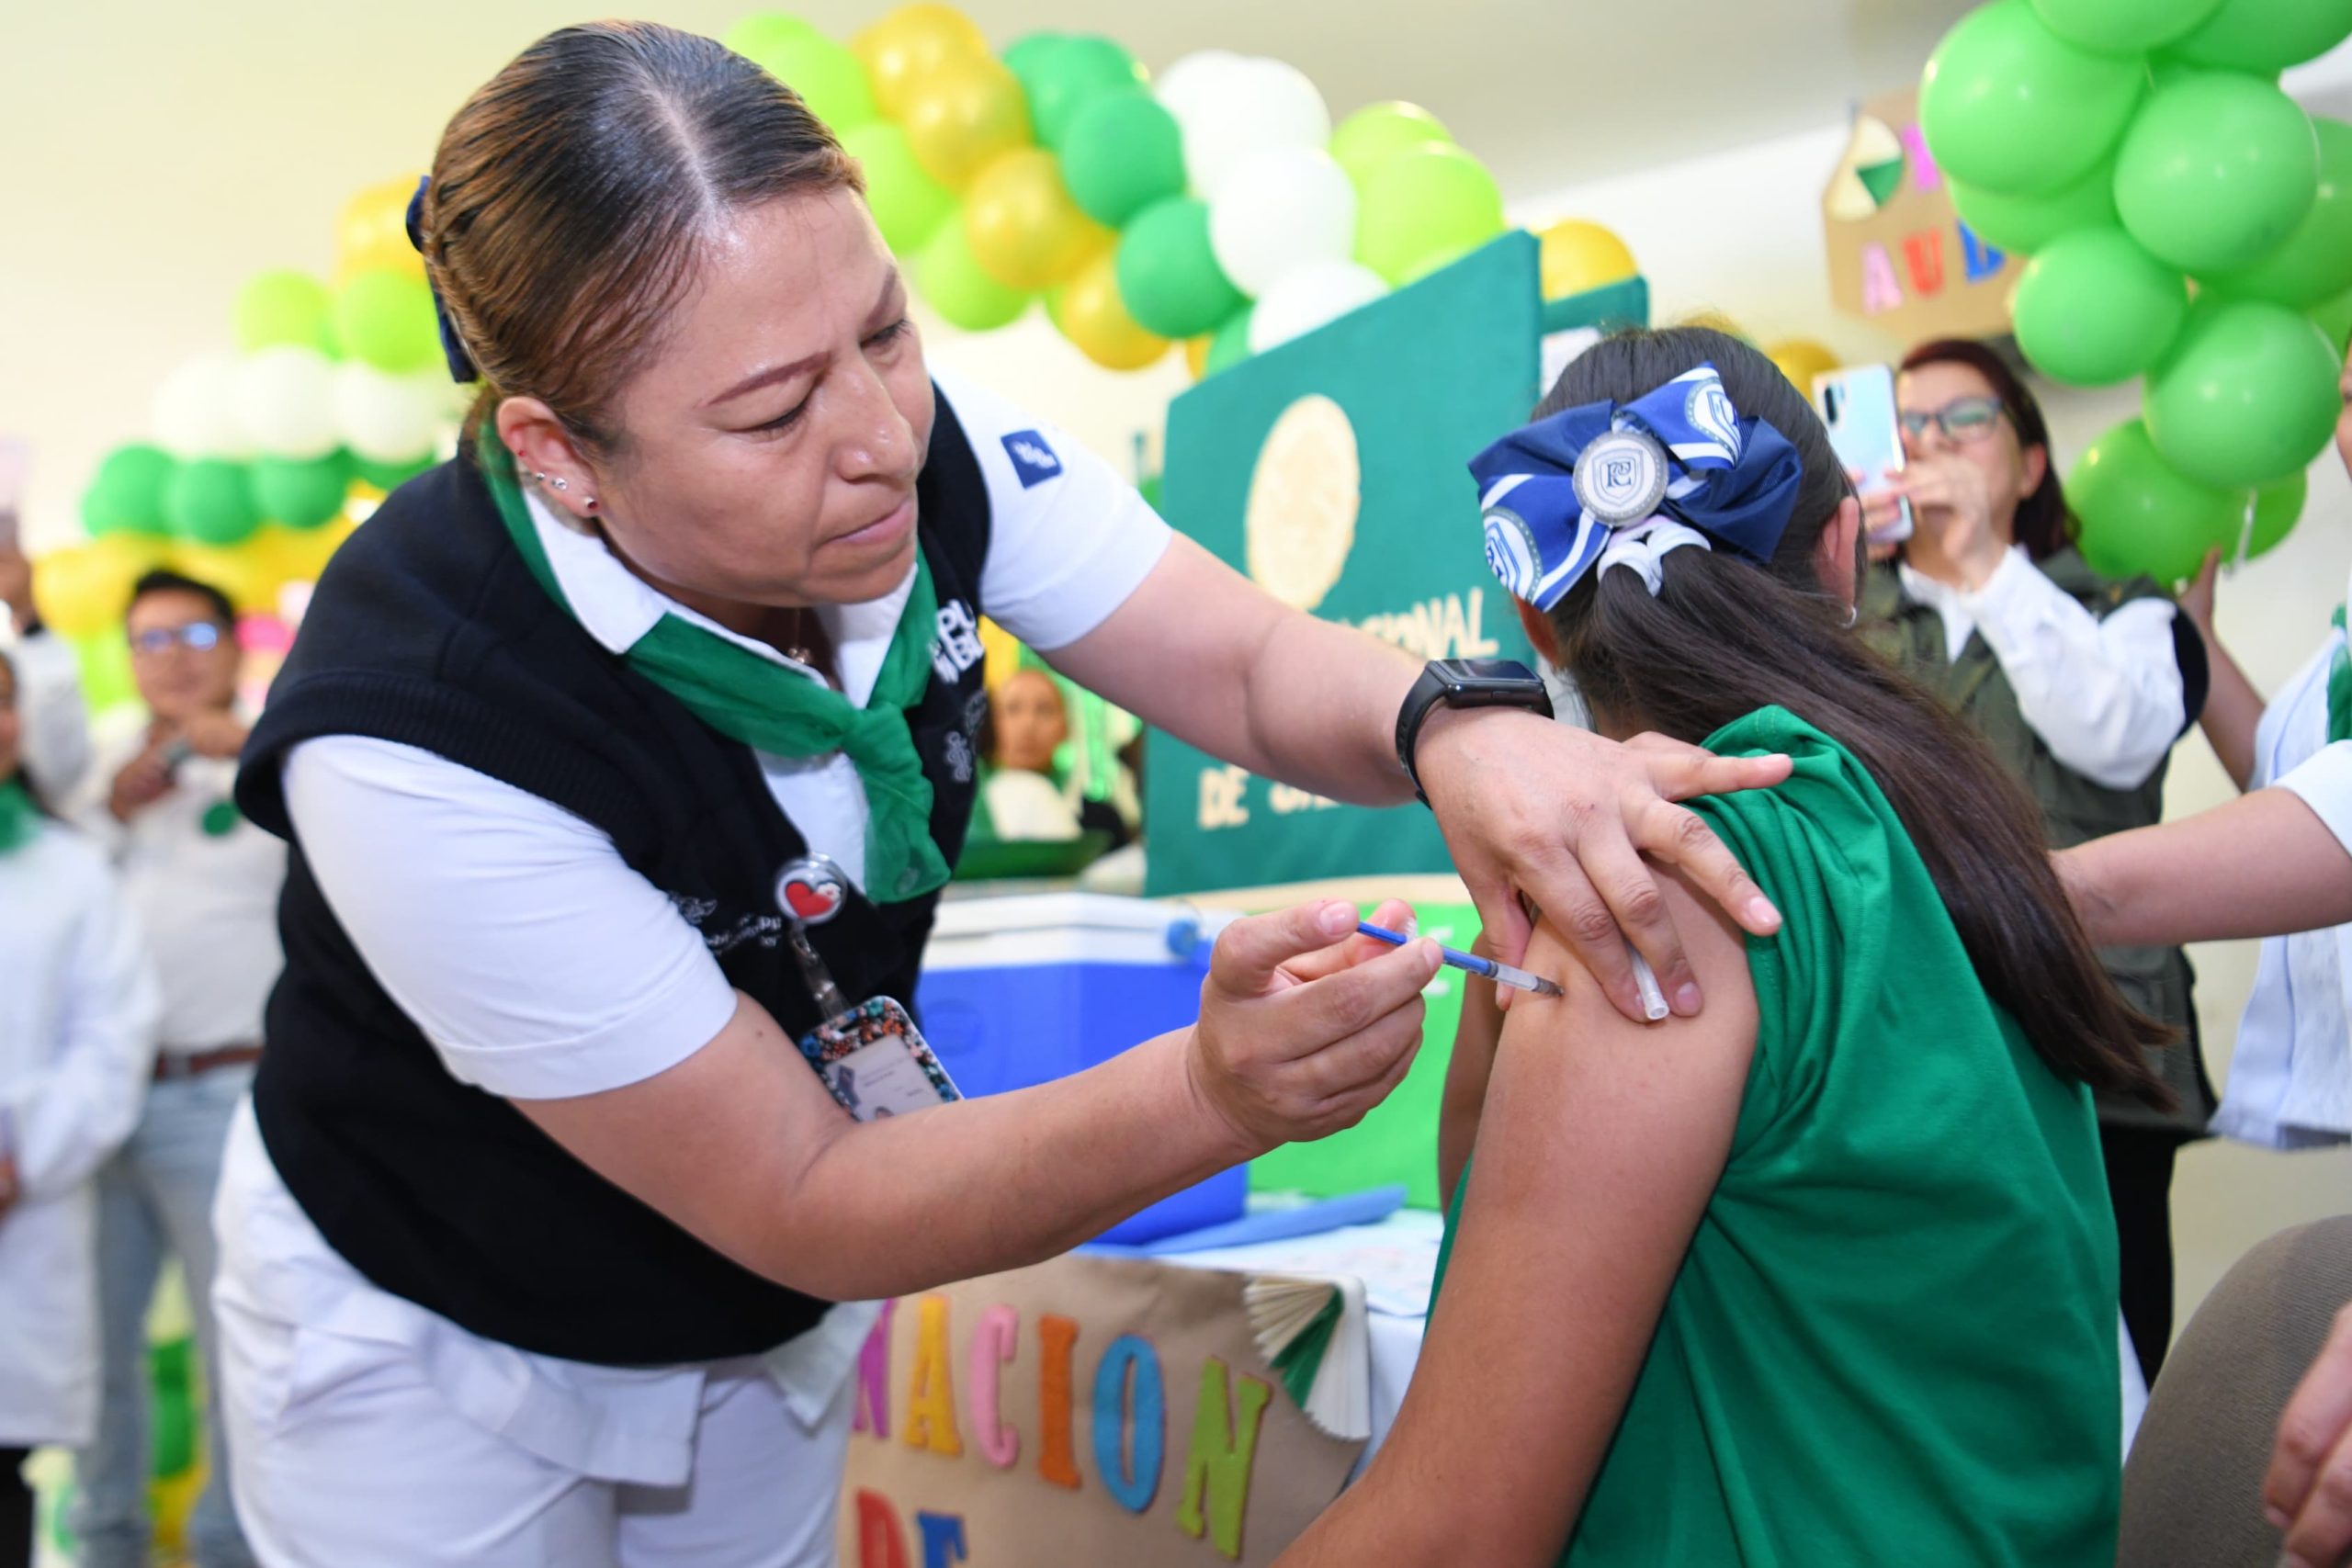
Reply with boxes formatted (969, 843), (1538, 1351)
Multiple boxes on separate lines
(747, 29), (877, 132)
(2200, 118), (2352, 309)
(234, 270), (332, 355)
(1329, 102), (1453, 188)
(2165, 0), (2352, 73)
(1951, 158), (2119, 254)
(2145, 299), (2342, 487)
(2312, 284), (2352, 355)
(913, 219), (1031, 332)
(2069, 417), (2250, 583)
(1353, 145), (1505, 287)
(842, 122), (954, 254)
(720, 13), (818, 63)
(2247, 468), (2308, 558)
(1918, 0), (2144, 195)
(2012, 228), (2188, 384)
(1204, 307), (1253, 377)
(331, 270), (439, 375)
(2029, 0), (2224, 54)
(2116, 72), (2320, 274)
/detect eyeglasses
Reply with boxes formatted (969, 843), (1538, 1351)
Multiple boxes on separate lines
(129, 622), (225, 658)
(1899, 395), (2006, 444)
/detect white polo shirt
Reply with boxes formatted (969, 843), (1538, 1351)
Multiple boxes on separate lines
(214, 370), (1173, 1484)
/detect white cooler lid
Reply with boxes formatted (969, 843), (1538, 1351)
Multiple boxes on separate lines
(922, 892), (1240, 971)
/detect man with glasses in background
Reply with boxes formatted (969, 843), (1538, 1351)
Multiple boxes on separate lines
(69, 570), (273, 1568)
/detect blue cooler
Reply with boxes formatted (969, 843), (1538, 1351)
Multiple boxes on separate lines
(917, 892), (1243, 1245)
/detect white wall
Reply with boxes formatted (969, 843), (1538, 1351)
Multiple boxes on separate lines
(1507, 64), (2352, 1337)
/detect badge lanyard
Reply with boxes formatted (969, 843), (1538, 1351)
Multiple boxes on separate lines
(773, 854), (962, 1121)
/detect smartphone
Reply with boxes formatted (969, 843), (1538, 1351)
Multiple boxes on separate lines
(1815, 366), (1912, 545)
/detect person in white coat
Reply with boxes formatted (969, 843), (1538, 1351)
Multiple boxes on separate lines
(0, 649), (160, 1568)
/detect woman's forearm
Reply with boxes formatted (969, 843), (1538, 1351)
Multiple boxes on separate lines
(2195, 624), (2267, 792)
(2063, 788), (2352, 947)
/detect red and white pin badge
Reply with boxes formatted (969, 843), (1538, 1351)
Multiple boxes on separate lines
(775, 854), (849, 927)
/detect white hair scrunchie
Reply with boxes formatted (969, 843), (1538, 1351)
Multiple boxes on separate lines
(1596, 517), (1713, 596)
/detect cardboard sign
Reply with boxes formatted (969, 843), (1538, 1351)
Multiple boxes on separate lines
(842, 1255), (1363, 1567)
(1143, 233), (1544, 897)
(1823, 87), (2024, 339)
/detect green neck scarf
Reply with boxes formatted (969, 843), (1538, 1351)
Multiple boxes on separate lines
(2330, 605), (2349, 748)
(479, 437), (949, 903)
(0, 776), (38, 858)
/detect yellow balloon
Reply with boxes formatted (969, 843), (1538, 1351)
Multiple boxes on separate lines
(1183, 333), (1212, 379)
(902, 54), (1031, 192)
(964, 149), (1110, 292)
(854, 4), (989, 120)
(170, 541), (284, 618)
(335, 173), (428, 286)
(241, 523), (351, 592)
(30, 536), (169, 639)
(1537, 219), (1638, 300)
(1677, 309), (1752, 343)
(1764, 338), (1842, 396)
(1048, 246), (1169, 371)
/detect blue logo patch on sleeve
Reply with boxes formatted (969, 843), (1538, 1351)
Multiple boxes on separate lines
(1000, 430), (1063, 489)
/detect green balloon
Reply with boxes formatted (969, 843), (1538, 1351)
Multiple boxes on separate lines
(81, 444), (175, 537)
(1001, 31), (1067, 84)
(1204, 307), (1253, 376)
(164, 458), (261, 546)
(913, 219), (1032, 332)
(2116, 72), (2320, 274)
(2312, 283), (2352, 355)
(1354, 145), (1505, 286)
(1114, 197), (1245, 340)
(720, 12), (818, 62)
(234, 269), (332, 355)
(842, 122), (954, 254)
(2011, 228), (2188, 384)
(2145, 299), (2342, 487)
(2201, 118), (2352, 308)
(2069, 417), (2250, 583)
(331, 269), (440, 375)
(1918, 0), (2144, 196)
(251, 452), (352, 531)
(1060, 88), (1185, 228)
(2247, 468), (2308, 558)
(1018, 35), (1144, 152)
(1329, 101), (1453, 188)
(2029, 0), (2225, 54)
(2165, 0), (2352, 72)
(1951, 159), (2118, 254)
(352, 452), (435, 491)
(749, 29), (877, 132)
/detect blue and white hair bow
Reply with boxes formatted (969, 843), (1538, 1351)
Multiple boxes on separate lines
(1468, 362), (1804, 609)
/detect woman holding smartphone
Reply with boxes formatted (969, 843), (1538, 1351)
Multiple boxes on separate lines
(1858, 338), (2211, 1386)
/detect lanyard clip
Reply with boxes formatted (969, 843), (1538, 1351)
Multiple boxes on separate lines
(775, 854), (852, 1017)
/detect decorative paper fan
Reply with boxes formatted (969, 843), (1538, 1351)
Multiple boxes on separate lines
(1244, 1273), (1371, 1441)
(1826, 115), (1906, 222)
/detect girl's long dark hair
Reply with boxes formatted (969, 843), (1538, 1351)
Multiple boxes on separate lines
(1545, 328), (2168, 1105)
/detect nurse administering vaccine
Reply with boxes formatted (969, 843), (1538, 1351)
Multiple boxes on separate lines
(212, 23), (1792, 1566)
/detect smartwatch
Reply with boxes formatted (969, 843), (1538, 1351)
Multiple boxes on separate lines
(1395, 659), (1554, 805)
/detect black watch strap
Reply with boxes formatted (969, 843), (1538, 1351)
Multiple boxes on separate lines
(1395, 659), (1553, 805)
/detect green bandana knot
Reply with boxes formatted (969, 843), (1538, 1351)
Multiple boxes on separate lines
(479, 436), (949, 902)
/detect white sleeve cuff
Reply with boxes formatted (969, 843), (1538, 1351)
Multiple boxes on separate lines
(2278, 741), (2352, 860)
(433, 967), (740, 1101)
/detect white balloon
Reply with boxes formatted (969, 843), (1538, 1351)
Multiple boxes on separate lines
(334, 363), (442, 463)
(1209, 148), (1358, 299)
(1152, 49), (1242, 123)
(152, 353), (250, 459)
(1172, 57), (1331, 202)
(1248, 259), (1389, 353)
(233, 344), (341, 460)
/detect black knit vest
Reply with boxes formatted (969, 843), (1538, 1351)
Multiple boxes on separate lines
(235, 395), (993, 1366)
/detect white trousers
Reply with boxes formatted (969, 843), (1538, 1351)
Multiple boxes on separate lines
(214, 1292), (849, 1568)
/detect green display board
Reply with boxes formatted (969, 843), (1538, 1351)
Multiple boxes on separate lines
(1248, 896), (1481, 1210)
(1145, 233), (1544, 897)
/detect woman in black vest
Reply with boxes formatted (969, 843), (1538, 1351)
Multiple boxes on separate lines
(1858, 338), (2211, 1386)
(211, 24), (1790, 1567)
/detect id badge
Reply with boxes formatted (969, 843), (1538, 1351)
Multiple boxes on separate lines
(774, 853), (961, 1122)
(796, 997), (962, 1121)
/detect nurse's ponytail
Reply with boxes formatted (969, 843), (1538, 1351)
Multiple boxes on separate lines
(413, 21), (862, 452)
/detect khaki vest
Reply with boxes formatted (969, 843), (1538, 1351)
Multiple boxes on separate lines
(1861, 550), (2211, 1134)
